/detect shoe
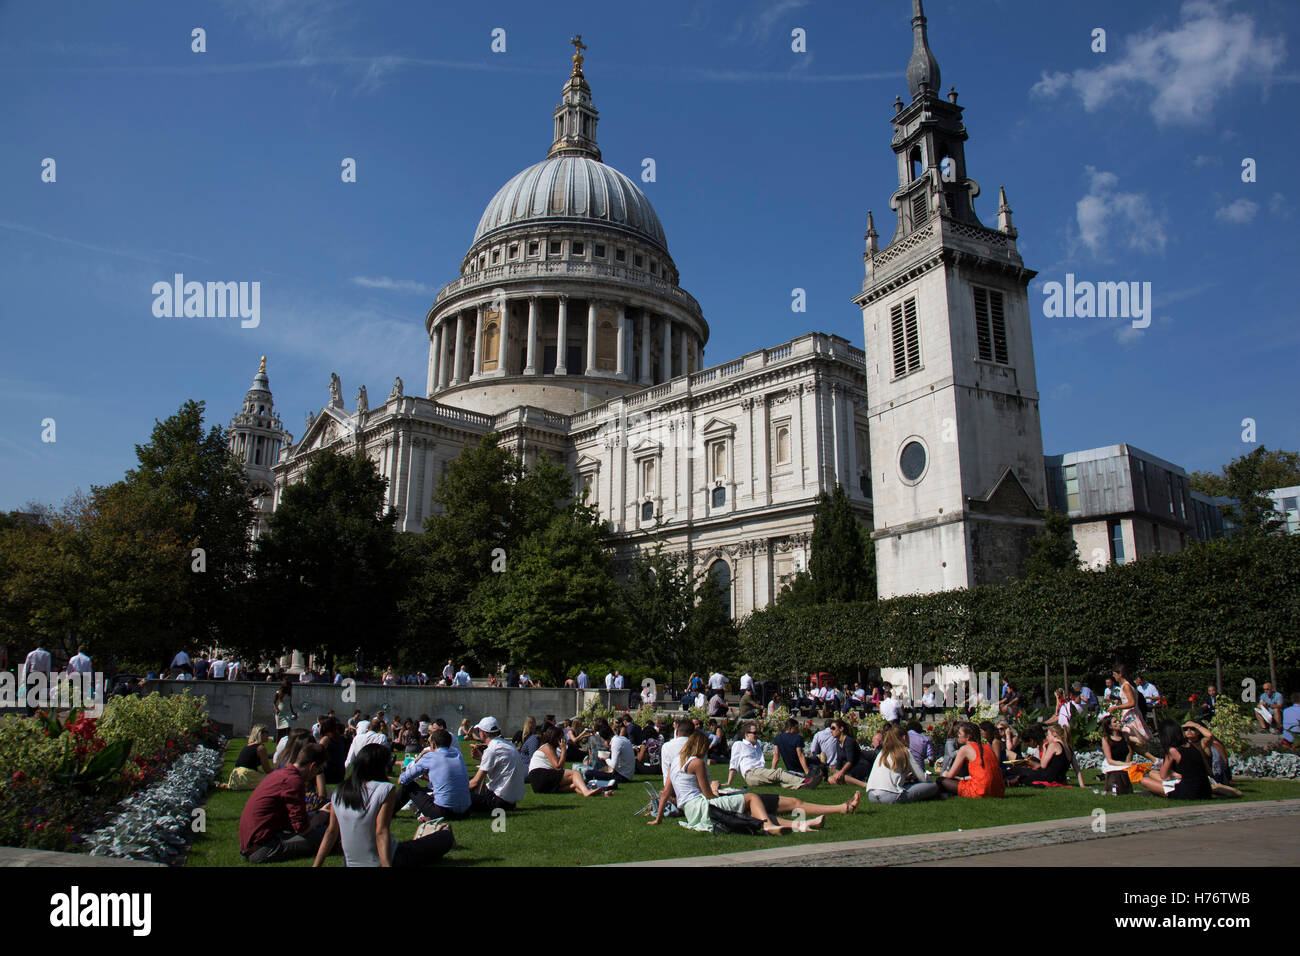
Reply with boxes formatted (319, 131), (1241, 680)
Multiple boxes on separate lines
(402, 800), (414, 812)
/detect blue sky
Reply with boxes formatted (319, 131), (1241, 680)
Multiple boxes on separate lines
(2, 0), (1297, 510)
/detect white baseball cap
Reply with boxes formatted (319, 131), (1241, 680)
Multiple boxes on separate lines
(474, 716), (500, 734)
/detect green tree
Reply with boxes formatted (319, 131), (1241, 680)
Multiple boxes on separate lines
(1219, 447), (1288, 536)
(1189, 447), (1300, 498)
(679, 567), (740, 677)
(249, 449), (399, 671)
(622, 544), (693, 682)
(1025, 509), (1081, 578)
(120, 400), (254, 646)
(461, 512), (626, 682)
(805, 484), (874, 603)
(399, 434), (579, 666)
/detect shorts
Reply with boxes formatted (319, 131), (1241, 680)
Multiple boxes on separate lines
(526, 768), (563, 794)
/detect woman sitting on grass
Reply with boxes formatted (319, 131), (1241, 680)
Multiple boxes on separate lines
(313, 743), (454, 868)
(649, 732), (859, 834)
(938, 722), (1004, 798)
(1181, 720), (1239, 795)
(1139, 720), (1214, 799)
(227, 724), (274, 790)
(318, 717), (348, 785)
(1099, 714), (1139, 794)
(867, 725), (939, 803)
(526, 727), (609, 797)
(1005, 725), (1081, 787)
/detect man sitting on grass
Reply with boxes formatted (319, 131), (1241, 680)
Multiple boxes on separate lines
(239, 742), (331, 863)
(399, 729), (472, 821)
(467, 717), (526, 812)
(772, 718), (820, 784)
(725, 721), (817, 790)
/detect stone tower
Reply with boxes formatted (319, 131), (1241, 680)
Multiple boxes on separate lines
(228, 356), (290, 537)
(854, 0), (1046, 597)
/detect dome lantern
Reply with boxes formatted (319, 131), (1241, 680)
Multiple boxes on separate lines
(548, 35), (601, 162)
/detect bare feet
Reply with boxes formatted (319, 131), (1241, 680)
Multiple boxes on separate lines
(845, 791), (860, 814)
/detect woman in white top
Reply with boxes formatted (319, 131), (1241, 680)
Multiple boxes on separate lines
(525, 727), (606, 796)
(866, 726), (940, 803)
(313, 743), (453, 867)
(648, 732), (858, 833)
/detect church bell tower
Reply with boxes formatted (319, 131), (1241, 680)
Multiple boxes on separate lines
(854, 0), (1046, 597)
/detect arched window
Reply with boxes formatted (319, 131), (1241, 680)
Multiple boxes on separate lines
(908, 146), (922, 182)
(709, 560), (732, 619)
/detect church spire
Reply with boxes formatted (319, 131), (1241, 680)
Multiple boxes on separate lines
(906, 0), (941, 100)
(548, 35), (601, 161)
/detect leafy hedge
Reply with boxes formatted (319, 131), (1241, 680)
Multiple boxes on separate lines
(741, 534), (1300, 681)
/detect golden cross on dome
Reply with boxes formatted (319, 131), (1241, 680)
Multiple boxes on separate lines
(570, 34), (587, 74)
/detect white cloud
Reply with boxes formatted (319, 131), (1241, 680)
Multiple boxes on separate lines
(1074, 167), (1166, 257)
(350, 276), (434, 295)
(1115, 325), (1146, 347)
(1269, 193), (1294, 219)
(1192, 155), (1221, 167)
(726, 0), (811, 47)
(1031, 0), (1286, 125)
(1214, 198), (1259, 224)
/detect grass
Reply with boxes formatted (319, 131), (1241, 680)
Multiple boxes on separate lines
(183, 738), (1300, 867)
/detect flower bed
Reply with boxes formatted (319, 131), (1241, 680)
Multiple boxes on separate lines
(82, 742), (226, 863)
(1075, 748), (1299, 779)
(0, 690), (219, 853)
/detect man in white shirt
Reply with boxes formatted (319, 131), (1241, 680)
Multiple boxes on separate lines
(1136, 676), (1159, 709)
(22, 645), (52, 714)
(344, 719), (390, 768)
(724, 721), (811, 789)
(227, 659), (241, 681)
(442, 660), (455, 684)
(740, 671), (755, 694)
(880, 692), (903, 724)
(67, 647), (92, 674)
(169, 650), (191, 672)
(588, 719), (636, 784)
(467, 717), (525, 811)
(810, 724), (841, 768)
(708, 671), (726, 694)
(605, 671), (615, 690)
(209, 658), (228, 680)
(613, 670), (625, 690)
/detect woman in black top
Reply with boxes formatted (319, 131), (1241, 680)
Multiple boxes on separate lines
(1140, 720), (1211, 799)
(1100, 714), (1134, 794)
(318, 717), (348, 785)
(827, 719), (876, 786)
(235, 725), (274, 773)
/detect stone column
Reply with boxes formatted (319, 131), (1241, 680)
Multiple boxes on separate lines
(524, 296), (538, 375)
(499, 299), (512, 375)
(585, 300), (598, 375)
(640, 311), (651, 384)
(427, 326), (441, 396)
(555, 295), (569, 375)
(679, 329), (688, 377)
(451, 312), (466, 385)
(472, 305), (485, 378)
(662, 317), (673, 382)
(439, 320), (453, 389)
(615, 304), (627, 378)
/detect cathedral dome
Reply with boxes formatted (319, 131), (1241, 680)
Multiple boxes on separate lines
(472, 156), (668, 253)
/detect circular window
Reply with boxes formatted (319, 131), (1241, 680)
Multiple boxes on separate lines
(899, 440), (927, 482)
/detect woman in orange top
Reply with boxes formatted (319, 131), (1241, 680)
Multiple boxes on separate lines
(938, 721), (1005, 798)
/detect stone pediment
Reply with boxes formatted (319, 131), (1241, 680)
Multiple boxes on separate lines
(630, 437), (661, 457)
(297, 407), (354, 452)
(700, 416), (736, 438)
(967, 467), (1041, 518)
(575, 454), (602, 470)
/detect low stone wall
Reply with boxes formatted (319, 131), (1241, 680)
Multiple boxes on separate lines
(148, 680), (635, 737)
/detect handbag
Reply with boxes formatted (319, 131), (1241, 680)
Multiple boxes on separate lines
(707, 804), (767, 835)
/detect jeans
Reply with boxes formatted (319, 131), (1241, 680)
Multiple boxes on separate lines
(941, 738), (960, 773)
(867, 782), (940, 803)
(401, 780), (469, 820)
(242, 824), (326, 863)
(391, 827), (454, 867)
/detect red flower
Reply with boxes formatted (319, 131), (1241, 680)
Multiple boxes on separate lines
(11, 771), (26, 782)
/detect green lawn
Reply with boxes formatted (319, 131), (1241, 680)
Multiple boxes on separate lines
(183, 738), (1300, 867)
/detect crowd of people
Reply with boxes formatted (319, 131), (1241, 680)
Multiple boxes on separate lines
(229, 661), (1275, 866)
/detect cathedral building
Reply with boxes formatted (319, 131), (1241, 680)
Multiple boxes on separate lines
(249, 4), (1046, 616)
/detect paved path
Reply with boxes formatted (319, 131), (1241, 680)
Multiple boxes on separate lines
(906, 816), (1300, 867)
(0, 847), (161, 867)
(607, 798), (1300, 868)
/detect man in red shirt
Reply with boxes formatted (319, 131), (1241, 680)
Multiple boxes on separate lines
(239, 742), (331, 863)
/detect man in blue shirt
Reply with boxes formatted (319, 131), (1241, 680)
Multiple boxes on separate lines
(1280, 692), (1300, 746)
(576, 669), (589, 689)
(1257, 682), (1285, 731)
(399, 729), (472, 820)
(453, 665), (471, 687)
